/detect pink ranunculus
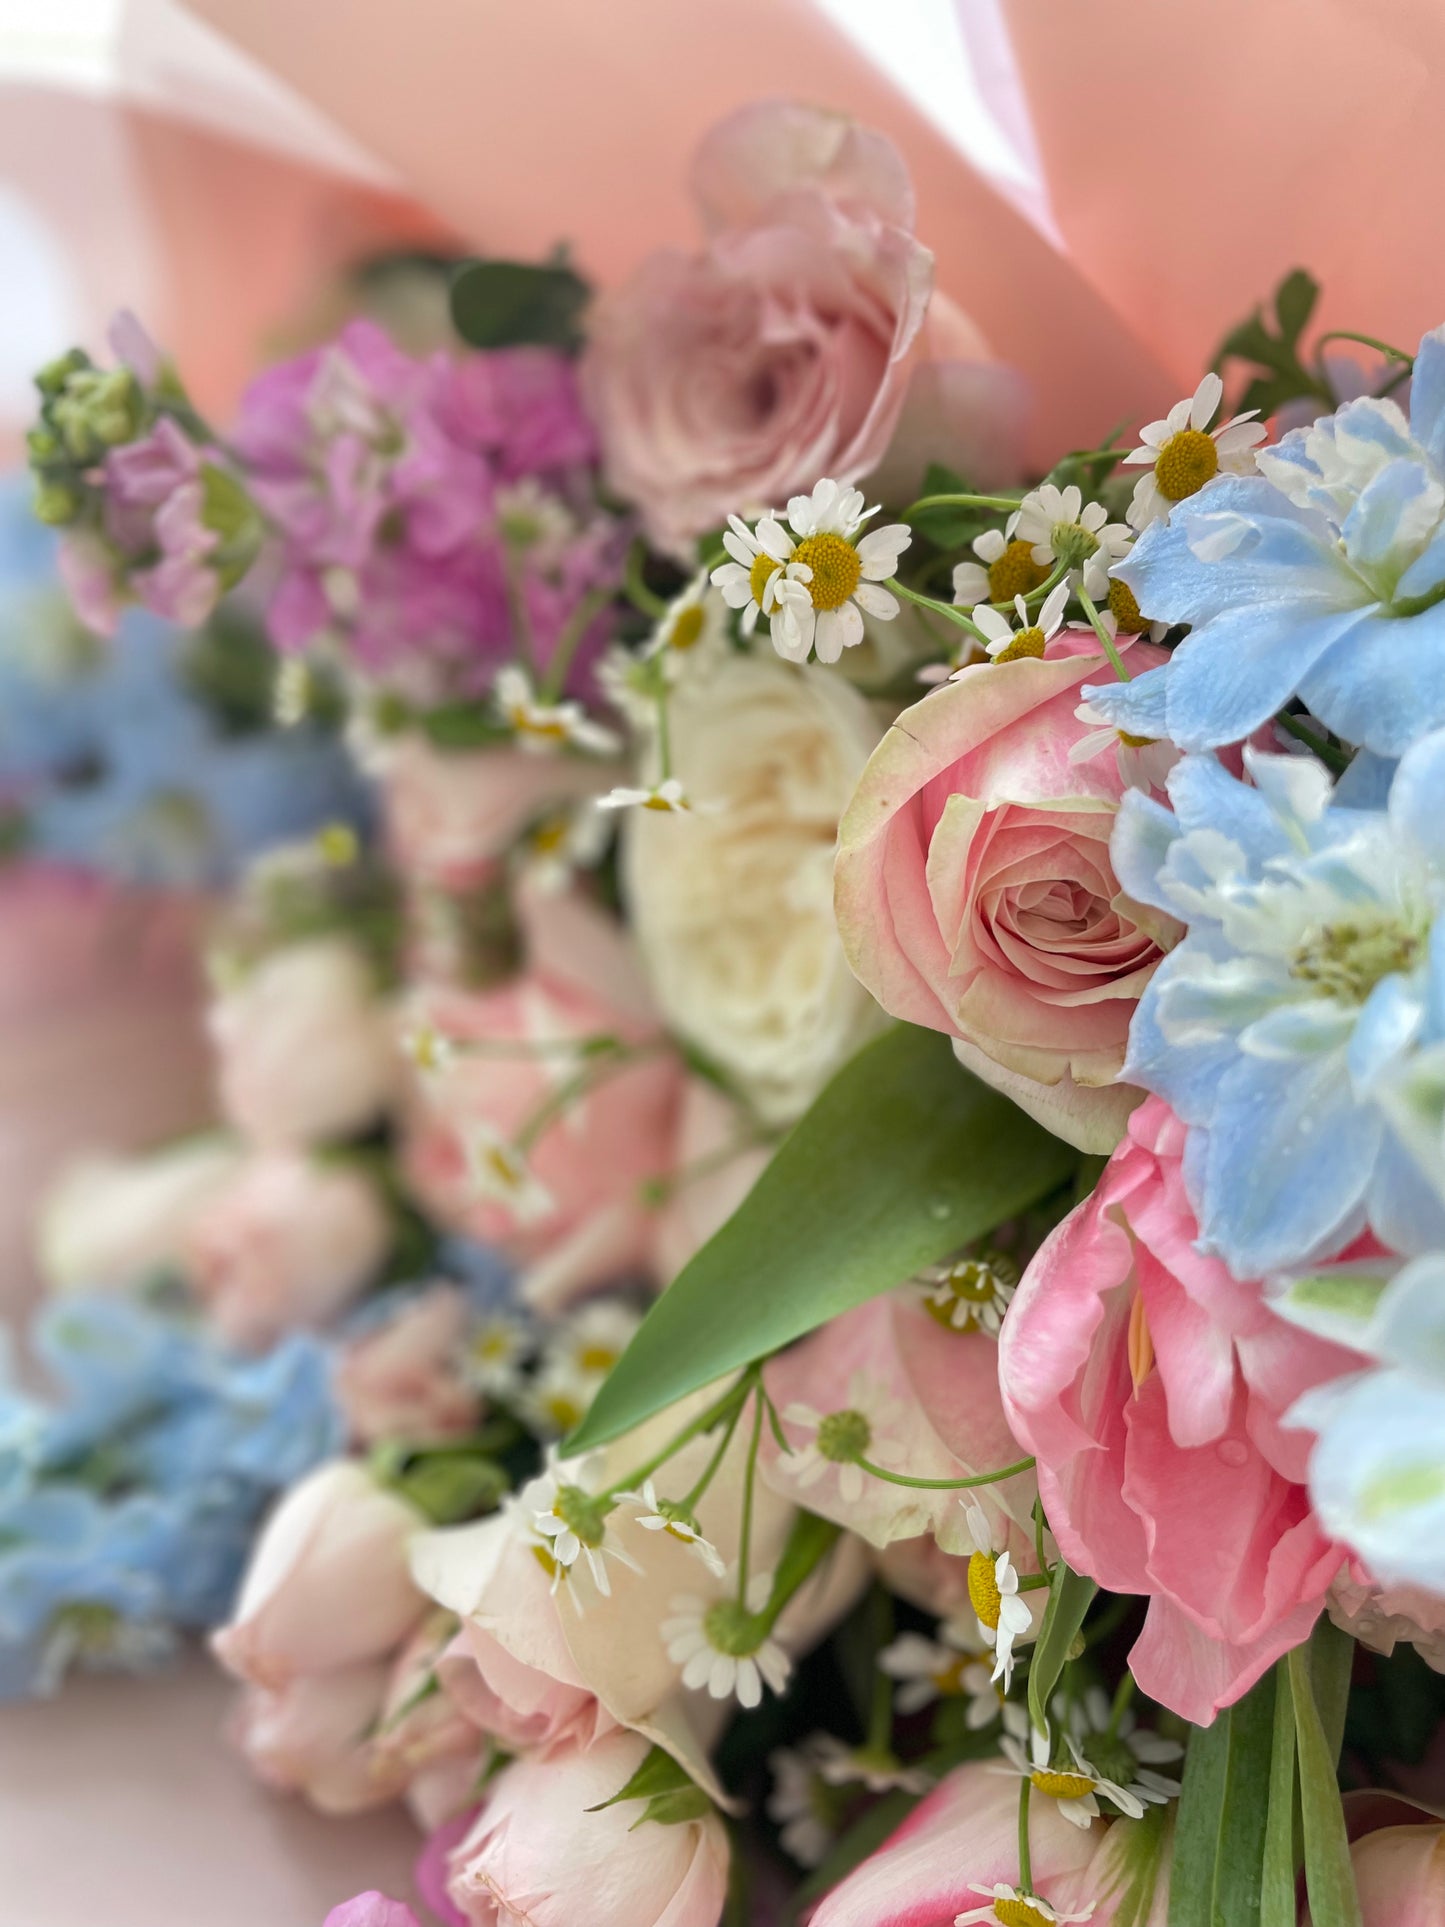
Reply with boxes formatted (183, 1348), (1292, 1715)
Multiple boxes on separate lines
(834, 629), (1173, 1153)
(444, 1730), (730, 1927)
(998, 1096), (1366, 1725)
(213, 1460), (425, 1690)
(582, 101), (934, 557)
(759, 1293), (1036, 1560)
(325, 1894), (423, 1927)
(398, 893), (682, 1310)
(183, 1150), (391, 1348)
(231, 1662), (410, 1814)
(336, 1286), (482, 1449)
(1347, 1822), (1445, 1927)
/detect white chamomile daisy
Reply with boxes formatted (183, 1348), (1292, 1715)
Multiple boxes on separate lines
(466, 1312), (533, 1397)
(1070, 691), (1178, 794)
(643, 572), (730, 678)
(546, 1299), (641, 1381)
(516, 800), (609, 894)
(494, 664), (621, 756)
(402, 1020), (456, 1079)
(496, 478), (577, 559)
(963, 1503), (1039, 1691)
(995, 1729), (1146, 1830)
(1122, 371), (1266, 530)
(711, 479), (910, 665)
(661, 1569), (792, 1710)
(811, 1732), (932, 1796)
(919, 1252), (1019, 1337)
(465, 1126), (554, 1225)
(1060, 1686), (1184, 1797)
(597, 777), (690, 813)
(767, 1740), (844, 1868)
(879, 1620), (1004, 1725)
(780, 1372), (908, 1504)
(1012, 484), (1131, 600)
(532, 1465), (641, 1601)
(520, 1363), (594, 1438)
(956, 1882), (1096, 1927)
(951, 525), (1049, 608)
(970, 581), (1070, 666)
(615, 1479), (727, 1578)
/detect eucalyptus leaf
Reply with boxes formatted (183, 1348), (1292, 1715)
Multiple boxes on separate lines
(1288, 1642), (1363, 1927)
(450, 257), (590, 352)
(570, 1026), (1077, 1450)
(1027, 1563), (1097, 1741)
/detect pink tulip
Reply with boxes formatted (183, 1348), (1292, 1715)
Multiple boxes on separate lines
(444, 1730), (729, 1927)
(1347, 1823), (1445, 1927)
(213, 1461), (425, 1689)
(325, 1895), (423, 1927)
(335, 1286), (482, 1449)
(998, 1097), (1365, 1725)
(184, 1150), (392, 1348)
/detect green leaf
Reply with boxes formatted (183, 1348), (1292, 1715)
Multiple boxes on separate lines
(1167, 1673), (1277, 1927)
(1027, 1563), (1097, 1740)
(1260, 1656), (1300, 1927)
(1274, 269), (1320, 347)
(450, 257), (590, 352)
(570, 1025), (1077, 1450)
(419, 698), (513, 750)
(1288, 1642), (1362, 1927)
(1308, 1615), (1355, 1769)
(1168, 1713), (1231, 1927)
(586, 1742), (712, 1827)
(909, 462), (992, 548)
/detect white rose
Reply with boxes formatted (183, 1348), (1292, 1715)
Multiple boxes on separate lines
(623, 655), (886, 1126)
(38, 1137), (244, 1294)
(211, 937), (397, 1149)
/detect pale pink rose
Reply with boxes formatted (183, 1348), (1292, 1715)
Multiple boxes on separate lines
(444, 1730), (729, 1927)
(582, 101), (933, 557)
(1347, 1823), (1445, 1927)
(231, 1663), (409, 1814)
(326, 1896), (422, 1927)
(184, 1150), (391, 1348)
(398, 898), (682, 1312)
(211, 937), (399, 1149)
(336, 1286), (482, 1448)
(377, 734), (610, 892)
(998, 1097), (1367, 1726)
(649, 1078), (770, 1288)
(759, 1293), (1035, 1558)
(834, 630), (1172, 1153)
(37, 1138), (243, 1296)
(373, 1609), (486, 1830)
(213, 1460), (425, 1689)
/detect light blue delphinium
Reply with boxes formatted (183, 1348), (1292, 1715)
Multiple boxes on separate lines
(1084, 323), (1445, 759)
(1110, 730), (1445, 1276)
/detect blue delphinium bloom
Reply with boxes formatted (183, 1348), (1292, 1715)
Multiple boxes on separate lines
(0, 1296), (341, 1697)
(1084, 323), (1445, 759)
(1110, 731), (1445, 1276)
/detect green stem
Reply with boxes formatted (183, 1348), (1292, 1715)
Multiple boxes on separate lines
(1017, 1573), (1052, 1594)
(540, 585), (614, 703)
(502, 553), (538, 674)
(603, 1372), (754, 1500)
(678, 1399), (745, 1514)
(655, 690), (673, 782)
(1032, 1497), (1049, 1578)
(512, 1039), (668, 1156)
(866, 1589), (896, 1754)
(1076, 584), (1130, 681)
(887, 577), (991, 645)
(623, 539), (668, 620)
(901, 490), (1024, 519)
(1010, 560), (1069, 611)
(1276, 710), (1351, 773)
(1017, 1776), (1034, 1894)
(1106, 1671), (1136, 1739)
(854, 1453), (1036, 1491)
(1315, 329), (1414, 368)
(736, 1386), (766, 1607)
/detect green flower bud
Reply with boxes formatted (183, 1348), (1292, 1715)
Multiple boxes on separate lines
(32, 477), (82, 526)
(34, 348), (91, 399)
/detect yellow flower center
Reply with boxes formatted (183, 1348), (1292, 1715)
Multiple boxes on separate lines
(792, 532), (863, 611)
(482, 1145), (524, 1191)
(994, 1899), (1057, 1927)
(1154, 427), (1219, 502)
(988, 539), (1049, 602)
(1119, 730), (1157, 749)
(532, 1544), (564, 1580)
(1031, 1768), (1097, 1801)
(528, 814), (571, 856)
(315, 822), (358, 867)
(541, 1391), (583, 1432)
(1107, 578), (1147, 634)
(931, 1655), (969, 1697)
(642, 790), (682, 812)
(968, 1550), (1002, 1629)
(576, 1343), (620, 1373)
(994, 627), (1047, 664)
(749, 551), (781, 607)
(509, 706), (568, 743)
(668, 604), (706, 650)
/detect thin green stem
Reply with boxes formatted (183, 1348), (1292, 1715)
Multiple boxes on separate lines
(655, 690), (673, 782)
(1106, 1671), (1136, 1739)
(603, 1372), (754, 1500)
(901, 490), (1024, 519)
(1315, 329), (1414, 368)
(1076, 584), (1129, 681)
(854, 1453), (1036, 1492)
(623, 539), (668, 620)
(502, 553), (538, 674)
(887, 577), (991, 645)
(1011, 560), (1069, 610)
(1017, 1776), (1034, 1894)
(1017, 1573), (1051, 1594)
(1032, 1497), (1049, 1578)
(866, 1589), (896, 1754)
(678, 1400), (745, 1514)
(1276, 710), (1351, 773)
(736, 1386), (766, 1607)
(512, 1040), (667, 1155)
(539, 585), (614, 703)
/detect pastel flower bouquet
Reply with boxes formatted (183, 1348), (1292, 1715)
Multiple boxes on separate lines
(8, 81), (1445, 1927)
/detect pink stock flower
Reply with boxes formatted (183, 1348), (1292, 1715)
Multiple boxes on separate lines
(834, 629), (1172, 1153)
(1348, 1822), (1445, 1927)
(998, 1097), (1368, 1725)
(102, 415), (230, 629)
(582, 101), (933, 557)
(335, 1286), (482, 1449)
(443, 1730), (729, 1927)
(213, 1460), (424, 1690)
(325, 1895), (424, 1927)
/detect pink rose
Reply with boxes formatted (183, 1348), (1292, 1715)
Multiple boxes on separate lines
(210, 937), (398, 1149)
(231, 1663), (409, 1814)
(834, 630), (1172, 1152)
(582, 102), (933, 557)
(399, 895), (682, 1311)
(1348, 1822), (1445, 1927)
(443, 1730), (729, 1927)
(998, 1097), (1365, 1725)
(373, 1609), (486, 1830)
(336, 1286), (482, 1448)
(184, 1151), (391, 1348)
(649, 1078), (770, 1287)
(213, 1460), (424, 1689)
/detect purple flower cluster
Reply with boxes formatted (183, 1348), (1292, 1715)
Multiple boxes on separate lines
(233, 320), (624, 700)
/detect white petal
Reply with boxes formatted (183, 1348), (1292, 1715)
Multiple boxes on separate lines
(1191, 371), (1223, 429)
(853, 581), (899, 619)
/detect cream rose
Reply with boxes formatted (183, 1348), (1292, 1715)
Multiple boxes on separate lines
(623, 655), (885, 1126)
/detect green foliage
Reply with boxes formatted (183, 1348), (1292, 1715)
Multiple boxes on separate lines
(1289, 1637), (1363, 1927)
(907, 463), (994, 550)
(1027, 1563), (1098, 1741)
(450, 256), (591, 353)
(569, 1025), (1078, 1450)
(588, 1743), (714, 1828)
(1213, 268), (1332, 419)
(1168, 1670), (1276, 1927)
(418, 697), (514, 750)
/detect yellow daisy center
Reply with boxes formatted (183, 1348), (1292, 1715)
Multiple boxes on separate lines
(1107, 578), (1147, 634)
(792, 532), (863, 611)
(509, 707), (568, 743)
(1119, 730), (1157, 749)
(576, 1343), (620, 1373)
(993, 626), (1047, 664)
(988, 539), (1049, 602)
(528, 814), (571, 856)
(642, 791), (680, 812)
(541, 1391), (583, 1432)
(968, 1550), (1002, 1629)
(315, 822), (358, 867)
(668, 603), (706, 650)
(532, 1544), (564, 1580)
(931, 1655), (969, 1696)
(1031, 1768), (1097, 1801)
(749, 551), (781, 607)
(1154, 427), (1219, 502)
(994, 1897), (1058, 1927)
